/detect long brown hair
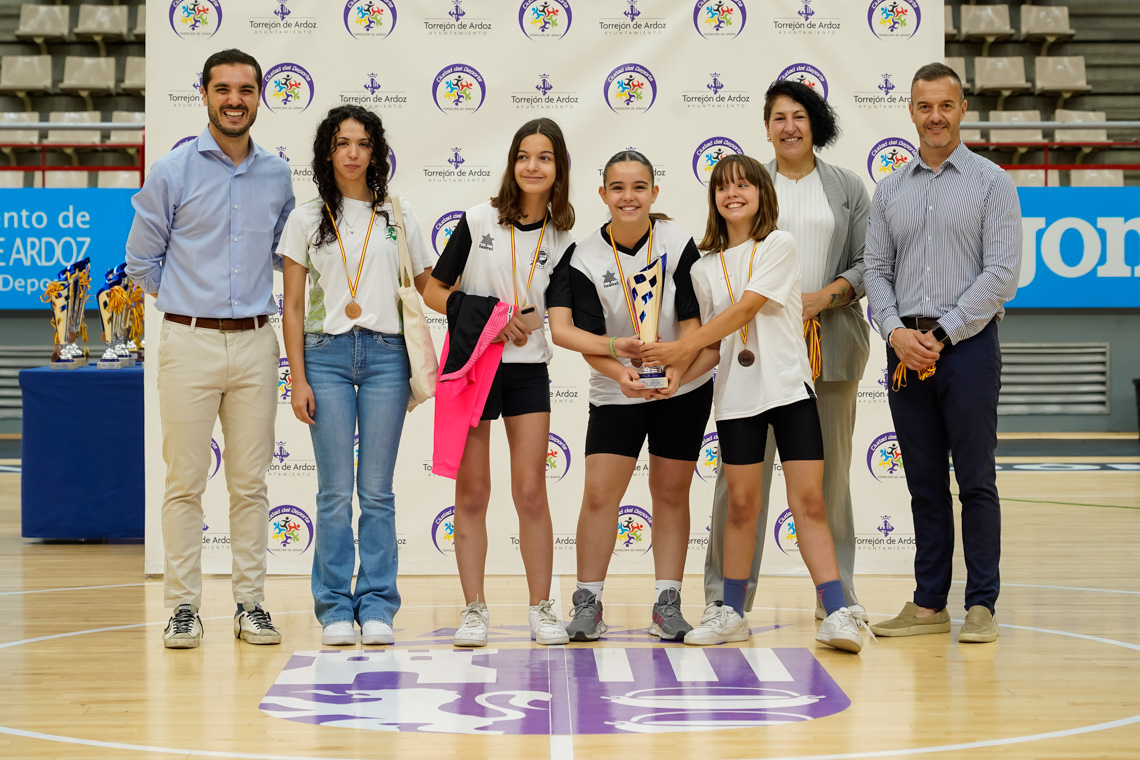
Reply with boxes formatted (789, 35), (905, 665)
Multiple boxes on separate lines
(491, 118), (575, 231)
(698, 155), (779, 252)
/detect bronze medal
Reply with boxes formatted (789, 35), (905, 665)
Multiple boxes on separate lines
(513, 333), (529, 348)
(738, 349), (755, 367)
(344, 302), (362, 319)
(327, 197), (376, 325)
(631, 357), (644, 368)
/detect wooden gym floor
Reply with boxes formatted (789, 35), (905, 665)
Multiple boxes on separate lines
(0, 458), (1138, 759)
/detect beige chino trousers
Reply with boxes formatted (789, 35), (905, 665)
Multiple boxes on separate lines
(157, 318), (280, 611)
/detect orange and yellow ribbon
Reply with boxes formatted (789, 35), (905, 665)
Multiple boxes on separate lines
(804, 317), (821, 381)
(891, 363), (936, 392)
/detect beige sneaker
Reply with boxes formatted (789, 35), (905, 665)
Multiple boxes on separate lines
(869, 601), (951, 637)
(958, 606), (999, 643)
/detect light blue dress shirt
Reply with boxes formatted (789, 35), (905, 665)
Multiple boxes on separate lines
(864, 142), (1022, 345)
(125, 127), (295, 318)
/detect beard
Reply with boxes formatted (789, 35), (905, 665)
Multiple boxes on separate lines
(207, 102), (257, 139)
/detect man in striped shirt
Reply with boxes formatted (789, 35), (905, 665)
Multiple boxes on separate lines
(864, 62), (1022, 644)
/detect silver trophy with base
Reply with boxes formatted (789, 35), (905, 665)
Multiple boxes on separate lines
(628, 254), (668, 389)
(96, 268), (132, 369)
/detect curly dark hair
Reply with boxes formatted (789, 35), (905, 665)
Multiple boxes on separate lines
(763, 79), (841, 150)
(311, 104), (391, 248)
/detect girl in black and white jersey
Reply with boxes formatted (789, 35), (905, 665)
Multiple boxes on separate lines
(547, 150), (713, 641)
(642, 154), (869, 652)
(423, 118), (576, 648)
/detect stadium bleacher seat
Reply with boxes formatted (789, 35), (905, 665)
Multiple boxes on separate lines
(97, 170), (140, 189)
(0, 172), (27, 189)
(960, 5), (1014, 56)
(1055, 109), (1107, 143)
(974, 56), (1031, 110)
(945, 57), (971, 91)
(1021, 5), (1075, 55)
(14, 5), (70, 54)
(74, 5), (129, 57)
(59, 56), (117, 110)
(0, 55), (54, 111)
(0, 111), (40, 148)
(121, 57), (145, 95)
(1035, 56), (1092, 108)
(108, 111), (144, 146)
(962, 110), (982, 143)
(1006, 168), (1062, 187)
(44, 111), (101, 146)
(989, 110), (1045, 146)
(133, 4), (146, 40)
(1070, 168), (1124, 187)
(945, 6), (957, 40)
(44, 170), (89, 189)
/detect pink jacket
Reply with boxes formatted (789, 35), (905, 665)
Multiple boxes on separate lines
(432, 301), (513, 479)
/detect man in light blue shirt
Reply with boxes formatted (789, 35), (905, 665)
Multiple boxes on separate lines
(865, 62), (1021, 645)
(126, 48), (295, 650)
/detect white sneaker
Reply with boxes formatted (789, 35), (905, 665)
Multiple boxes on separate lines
(816, 607), (873, 653)
(322, 621), (356, 646)
(234, 603), (282, 645)
(816, 602), (869, 622)
(684, 602), (749, 646)
(361, 620), (395, 645)
(454, 601), (489, 647)
(163, 604), (203, 649)
(529, 599), (569, 645)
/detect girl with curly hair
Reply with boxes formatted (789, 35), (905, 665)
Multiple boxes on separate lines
(278, 104), (434, 646)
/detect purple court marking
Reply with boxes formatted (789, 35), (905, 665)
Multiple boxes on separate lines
(259, 646), (849, 735)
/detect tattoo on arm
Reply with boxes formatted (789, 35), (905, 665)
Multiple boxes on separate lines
(826, 285), (850, 309)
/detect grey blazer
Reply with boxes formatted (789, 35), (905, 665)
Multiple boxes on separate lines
(765, 157), (871, 382)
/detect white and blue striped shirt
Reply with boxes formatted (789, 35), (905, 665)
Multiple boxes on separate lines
(864, 141), (1022, 345)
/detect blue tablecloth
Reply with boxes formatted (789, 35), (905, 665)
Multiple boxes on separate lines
(19, 365), (144, 539)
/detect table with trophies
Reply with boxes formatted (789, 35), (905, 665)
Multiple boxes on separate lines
(19, 259), (146, 539)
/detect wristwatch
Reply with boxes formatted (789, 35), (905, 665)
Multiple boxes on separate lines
(931, 323), (950, 345)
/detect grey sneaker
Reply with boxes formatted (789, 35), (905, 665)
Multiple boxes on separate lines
(163, 604), (203, 649)
(566, 588), (607, 642)
(649, 588), (693, 641)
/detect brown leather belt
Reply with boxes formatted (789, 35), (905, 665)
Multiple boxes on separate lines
(165, 313), (269, 332)
(900, 316), (941, 331)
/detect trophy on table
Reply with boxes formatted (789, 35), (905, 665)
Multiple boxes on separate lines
(125, 274), (145, 365)
(40, 258), (92, 368)
(96, 268), (133, 369)
(628, 254), (668, 389)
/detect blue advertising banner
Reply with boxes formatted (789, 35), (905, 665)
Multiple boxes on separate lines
(1011, 187), (1140, 308)
(0, 189), (136, 310)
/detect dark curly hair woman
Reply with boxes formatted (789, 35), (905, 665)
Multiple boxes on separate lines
(277, 104), (435, 647)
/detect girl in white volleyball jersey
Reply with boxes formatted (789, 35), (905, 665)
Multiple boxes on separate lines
(423, 118), (575, 648)
(546, 150), (713, 642)
(642, 154), (869, 652)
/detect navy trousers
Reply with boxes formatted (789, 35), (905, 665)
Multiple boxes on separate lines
(886, 320), (1002, 613)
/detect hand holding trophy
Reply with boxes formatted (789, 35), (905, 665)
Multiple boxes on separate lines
(628, 254), (668, 389)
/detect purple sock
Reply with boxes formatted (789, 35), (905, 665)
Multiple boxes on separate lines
(723, 577), (749, 615)
(817, 580), (845, 616)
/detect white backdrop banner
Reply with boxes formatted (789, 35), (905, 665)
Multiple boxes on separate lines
(144, 0), (941, 577)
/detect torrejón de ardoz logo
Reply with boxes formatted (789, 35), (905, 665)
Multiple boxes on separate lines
(852, 72), (908, 110)
(771, 0), (841, 35)
(250, 0), (318, 34)
(692, 137), (744, 185)
(169, 0), (222, 38)
(432, 64), (486, 113)
(423, 0), (493, 36)
(262, 62), (315, 113)
(866, 137), (916, 183)
(867, 0), (922, 40)
(604, 64), (658, 114)
(267, 504), (314, 555)
(598, 0), (666, 36)
(680, 72), (750, 111)
(512, 73), (579, 111)
(338, 71), (408, 109)
(423, 146), (492, 184)
(260, 648), (850, 733)
(432, 210), (465, 256)
(343, 0), (397, 39)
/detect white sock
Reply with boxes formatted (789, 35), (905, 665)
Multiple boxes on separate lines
(577, 581), (604, 603)
(655, 579), (682, 599)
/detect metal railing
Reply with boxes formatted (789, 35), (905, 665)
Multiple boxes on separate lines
(0, 122), (144, 187)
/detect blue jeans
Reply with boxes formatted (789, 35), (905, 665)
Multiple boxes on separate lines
(304, 328), (411, 627)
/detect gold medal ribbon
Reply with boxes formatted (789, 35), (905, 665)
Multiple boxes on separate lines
(510, 217), (548, 309)
(326, 198), (376, 310)
(718, 241), (760, 350)
(891, 363), (936, 391)
(804, 317), (822, 381)
(607, 223), (654, 335)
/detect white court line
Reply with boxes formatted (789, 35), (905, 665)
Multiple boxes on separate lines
(592, 647), (633, 682)
(0, 582), (150, 596)
(740, 647), (793, 682)
(665, 647), (717, 682)
(0, 608), (1137, 759)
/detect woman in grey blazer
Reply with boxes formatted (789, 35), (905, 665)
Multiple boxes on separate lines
(703, 79), (871, 619)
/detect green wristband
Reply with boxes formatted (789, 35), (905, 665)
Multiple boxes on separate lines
(609, 336), (619, 359)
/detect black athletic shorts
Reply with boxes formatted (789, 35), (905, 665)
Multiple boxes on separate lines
(481, 362), (551, 420)
(716, 394), (824, 466)
(584, 379), (714, 461)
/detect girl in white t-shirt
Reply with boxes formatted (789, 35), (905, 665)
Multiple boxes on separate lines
(546, 150), (713, 642)
(642, 154), (869, 652)
(422, 118), (576, 648)
(279, 105), (434, 647)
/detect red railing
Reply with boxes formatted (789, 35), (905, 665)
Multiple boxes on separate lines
(0, 140), (145, 187)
